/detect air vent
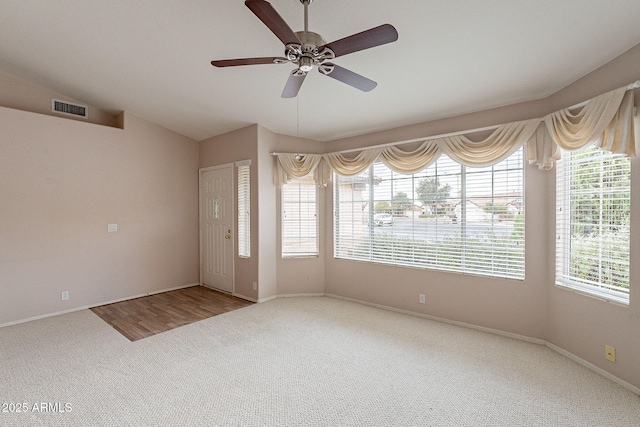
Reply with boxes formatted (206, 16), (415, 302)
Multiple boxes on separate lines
(52, 98), (88, 119)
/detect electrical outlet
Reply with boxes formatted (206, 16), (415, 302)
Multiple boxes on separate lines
(605, 345), (616, 363)
(61, 291), (69, 301)
(253, 282), (257, 291)
(419, 293), (426, 304)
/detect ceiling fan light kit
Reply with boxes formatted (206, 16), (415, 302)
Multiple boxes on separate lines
(211, 0), (398, 98)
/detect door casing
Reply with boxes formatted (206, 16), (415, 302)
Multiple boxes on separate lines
(199, 164), (234, 293)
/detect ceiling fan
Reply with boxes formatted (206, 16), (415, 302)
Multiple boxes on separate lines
(211, 0), (398, 98)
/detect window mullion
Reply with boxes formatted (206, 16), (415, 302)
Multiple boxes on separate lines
(368, 166), (375, 259)
(282, 177), (318, 258)
(333, 148), (525, 279)
(460, 164), (466, 270)
(555, 146), (629, 303)
(598, 160), (603, 285)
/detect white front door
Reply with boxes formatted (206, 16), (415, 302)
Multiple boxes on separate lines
(200, 165), (234, 293)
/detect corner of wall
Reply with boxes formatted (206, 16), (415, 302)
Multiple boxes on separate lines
(0, 106), (200, 325)
(548, 44), (640, 111)
(318, 42), (640, 391)
(0, 69), (120, 128)
(115, 111), (125, 129)
(256, 126), (278, 300)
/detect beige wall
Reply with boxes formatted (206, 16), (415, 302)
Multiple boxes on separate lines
(199, 125), (260, 300)
(545, 146), (639, 389)
(0, 108), (199, 325)
(2, 43), (639, 391)
(0, 70), (119, 128)
(323, 139), (549, 340)
(198, 126), (326, 300)
(322, 44), (640, 390)
(273, 133), (326, 296)
(544, 45), (640, 389)
(256, 126), (278, 300)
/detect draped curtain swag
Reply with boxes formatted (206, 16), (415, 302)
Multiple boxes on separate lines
(276, 153), (326, 186)
(275, 83), (637, 185)
(324, 148), (384, 177)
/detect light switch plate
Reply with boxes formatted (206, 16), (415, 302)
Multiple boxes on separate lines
(108, 224), (118, 233)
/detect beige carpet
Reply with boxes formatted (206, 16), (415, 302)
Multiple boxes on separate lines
(1, 296), (638, 426)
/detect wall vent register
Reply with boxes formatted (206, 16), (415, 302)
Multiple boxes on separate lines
(52, 98), (88, 119)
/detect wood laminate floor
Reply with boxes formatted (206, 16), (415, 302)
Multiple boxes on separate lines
(90, 286), (253, 341)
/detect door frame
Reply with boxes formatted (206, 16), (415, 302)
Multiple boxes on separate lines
(199, 163), (235, 294)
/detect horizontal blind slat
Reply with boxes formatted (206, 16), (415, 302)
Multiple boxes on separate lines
(555, 146), (630, 301)
(282, 176), (318, 257)
(237, 165), (250, 258)
(335, 149), (524, 279)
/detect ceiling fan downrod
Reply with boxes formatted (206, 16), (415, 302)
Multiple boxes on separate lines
(211, 0), (398, 98)
(301, 0), (311, 34)
(286, 0), (333, 75)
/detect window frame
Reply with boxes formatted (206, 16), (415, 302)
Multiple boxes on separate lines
(236, 160), (251, 259)
(281, 175), (319, 258)
(333, 148), (525, 280)
(555, 146), (630, 305)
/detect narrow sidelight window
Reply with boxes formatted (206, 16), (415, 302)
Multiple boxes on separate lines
(282, 176), (318, 257)
(237, 162), (251, 258)
(556, 146), (630, 304)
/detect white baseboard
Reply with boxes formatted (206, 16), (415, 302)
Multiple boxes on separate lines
(325, 293), (545, 345)
(233, 293), (258, 303)
(275, 293), (325, 299)
(202, 284), (232, 294)
(4, 288), (638, 396)
(0, 283), (199, 329)
(201, 285), (259, 303)
(545, 342), (640, 395)
(255, 293), (324, 303)
(150, 283), (199, 295)
(323, 293), (638, 396)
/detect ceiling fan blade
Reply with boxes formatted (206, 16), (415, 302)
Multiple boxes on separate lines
(281, 71), (307, 98)
(321, 64), (377, 92)
(245, 0), (301, 46)
(320, 24), (398, 58)
(211, 57), (287, 67)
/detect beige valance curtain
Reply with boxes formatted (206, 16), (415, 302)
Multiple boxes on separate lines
(276, 153), (325, 185)
(324, 148), (384, 177)
(527, 86), (636, 169)
(436, 119), (541, 167)
(380, 142), (440, 174)
(275, 83), (637, 184)
(322, 119), (540, 175)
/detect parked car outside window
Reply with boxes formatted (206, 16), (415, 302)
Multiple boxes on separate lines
(373, 213), (393, 226)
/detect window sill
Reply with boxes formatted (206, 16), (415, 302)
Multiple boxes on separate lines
(333, 256), (525, 282)
(282, 255), (320, 260)
(554, 282), (629, 307)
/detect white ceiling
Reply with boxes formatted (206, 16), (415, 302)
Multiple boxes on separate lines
(1, 0), (640, 142)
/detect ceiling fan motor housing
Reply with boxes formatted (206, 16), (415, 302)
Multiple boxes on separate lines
(286, 30), (335, 74)
(211, 0), (398, 97)
(298, 56), (313, 72)
(296, 30), (325, 47)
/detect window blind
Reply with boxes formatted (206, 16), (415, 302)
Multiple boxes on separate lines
(237, 164), (250, 258)
(556, 146), (630, 303)
(334, 148), (524, 279)
(282, 176), (318, 257)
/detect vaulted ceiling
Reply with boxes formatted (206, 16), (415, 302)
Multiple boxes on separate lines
(1, 0), (640, 141)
